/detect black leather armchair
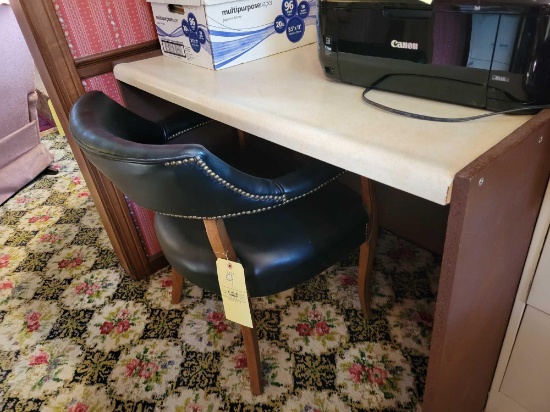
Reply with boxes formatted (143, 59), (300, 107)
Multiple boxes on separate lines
(69, 91), (378, 395)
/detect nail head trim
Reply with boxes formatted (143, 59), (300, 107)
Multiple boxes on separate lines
(155, 171), (346, 220)
(166, 120), (214, 141)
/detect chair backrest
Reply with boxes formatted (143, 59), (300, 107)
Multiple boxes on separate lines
(69, 92), (288, 219)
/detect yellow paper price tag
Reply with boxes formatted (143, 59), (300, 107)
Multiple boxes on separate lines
(216, 258), (253, 328)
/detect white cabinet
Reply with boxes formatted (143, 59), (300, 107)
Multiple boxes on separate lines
(526, 228), (550, 315)
(500, 306), (550, 411)
(486, 183), (550, 412)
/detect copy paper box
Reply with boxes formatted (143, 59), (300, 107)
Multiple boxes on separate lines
(148, 0), (316, 70)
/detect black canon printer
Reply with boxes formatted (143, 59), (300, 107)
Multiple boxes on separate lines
(318, 0), (550, 111)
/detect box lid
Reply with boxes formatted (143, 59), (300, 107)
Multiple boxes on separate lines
(147, 0), (239, 7)
(148, 0), (202, 6)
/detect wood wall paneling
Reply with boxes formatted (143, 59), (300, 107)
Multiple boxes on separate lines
(11, 0), (164, 279)
(375, 182), (449, 255)
(75, 39), (160, 79)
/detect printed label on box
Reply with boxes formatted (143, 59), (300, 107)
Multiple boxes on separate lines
(153, 4), (214, 68)
(150, 0), (316, 70)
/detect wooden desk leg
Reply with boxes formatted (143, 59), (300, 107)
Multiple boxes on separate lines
(423, 112), (550, 412)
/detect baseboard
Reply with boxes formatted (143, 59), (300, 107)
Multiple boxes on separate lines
(148, 252), (169, 274)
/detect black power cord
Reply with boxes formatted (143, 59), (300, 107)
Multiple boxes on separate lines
(362, 87), (550, 122)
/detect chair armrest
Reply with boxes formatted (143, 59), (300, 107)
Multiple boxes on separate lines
(70, 92), (346, 219)
(71, 92), (214, 148)
(70, 91), (167, 146)
(274, 160), (345, 201)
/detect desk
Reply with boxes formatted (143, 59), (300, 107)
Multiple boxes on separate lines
(114, 44), (550, 411)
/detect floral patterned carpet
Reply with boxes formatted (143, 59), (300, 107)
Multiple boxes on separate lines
(0, 130), (440, 411)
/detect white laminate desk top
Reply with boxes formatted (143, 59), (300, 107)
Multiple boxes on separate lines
(114, 44), (532, 205)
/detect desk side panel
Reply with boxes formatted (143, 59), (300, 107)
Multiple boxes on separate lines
(423, 110), (550, 412)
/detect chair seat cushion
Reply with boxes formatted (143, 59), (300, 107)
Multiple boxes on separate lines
(155, 181), (368, 297)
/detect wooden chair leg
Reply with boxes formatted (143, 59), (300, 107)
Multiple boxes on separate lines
(240, 324), (263, 395)
(359, 176), (378, 319)
(358, 231), (377, 318)
(171, 268), (184, 304)
(203, 219), (262, 394)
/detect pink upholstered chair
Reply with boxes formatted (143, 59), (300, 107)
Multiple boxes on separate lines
(0, 2), (53, 204)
